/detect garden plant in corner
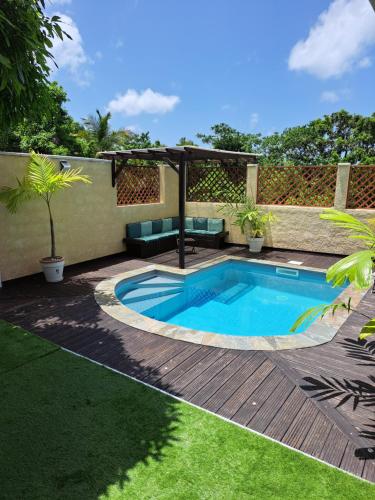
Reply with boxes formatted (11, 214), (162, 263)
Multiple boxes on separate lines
(0, 151), (91, 282)
(220, 196), (276, 253)
(291, 209), (375, 340)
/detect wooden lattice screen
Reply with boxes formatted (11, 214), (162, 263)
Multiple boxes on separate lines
(186, 163), (247, 202)
(116, 164), (160, 205)
(257, 165), (337, 207)
(347, 165), (375, 209)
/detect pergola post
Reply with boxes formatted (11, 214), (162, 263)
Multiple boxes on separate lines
(178, 156), (186, 269)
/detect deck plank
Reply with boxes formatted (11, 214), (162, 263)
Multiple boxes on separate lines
(1, 246), (374, 480)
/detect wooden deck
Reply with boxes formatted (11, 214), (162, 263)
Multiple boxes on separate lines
(1, 245), (374, 482)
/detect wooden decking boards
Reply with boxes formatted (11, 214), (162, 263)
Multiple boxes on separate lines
(1, 246), (374, 481)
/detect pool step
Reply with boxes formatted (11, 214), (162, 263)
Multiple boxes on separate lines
(119, 286), (183, 305)
(214, 282), (249, 304)
(136, 275), (184, 286)
(121, 291), (182, 313)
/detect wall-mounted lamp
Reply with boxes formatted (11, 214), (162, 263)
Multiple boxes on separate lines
(60, 160), (71, 171)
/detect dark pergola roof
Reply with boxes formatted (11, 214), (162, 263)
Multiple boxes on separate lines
(99, 145), (260, 163)
(99, 146), (259, 269)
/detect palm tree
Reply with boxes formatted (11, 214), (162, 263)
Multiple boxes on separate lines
(0, 151), (91, 259)
(82, 109), (117, 152)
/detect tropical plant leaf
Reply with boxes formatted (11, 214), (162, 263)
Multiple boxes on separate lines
(290, 301), (351, 333)
(0, 152), (91, 213)
(359, 319), (375, 341)
(320, 209), (375, 240)
(0, 177), (35, 213)
(326, 250), (375, 289)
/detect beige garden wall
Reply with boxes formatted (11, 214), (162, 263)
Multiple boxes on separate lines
(0, 152), (178, 282)
(186, 201), (373, 255)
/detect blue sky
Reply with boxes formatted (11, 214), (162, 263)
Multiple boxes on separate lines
(48, 0), (375, 144)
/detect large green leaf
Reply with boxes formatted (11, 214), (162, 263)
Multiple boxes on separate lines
(0, 152), (91, 213)
(320, 209), (375, 241)
(290, 301), (351, 333)
(326, 250), (375, 289)
(359, 318), (375, 340)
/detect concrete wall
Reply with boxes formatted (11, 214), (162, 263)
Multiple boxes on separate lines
(185, 201), (372, 255)
(1, 153), (374, 282)
(0, 152), (178, 281)
(186, 162), (374, 255)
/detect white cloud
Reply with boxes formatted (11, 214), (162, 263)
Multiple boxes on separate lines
(320, 90), (340, 103)
(288, 0), (375, 79)
(115, 39), (124, 49)
(250, 112), (259, 129)
(358, 56), (372, 68)
(107, 89), (180, 116)
(320, 88), (350, 102)
(95, 50), (103, 60)
(50, 13), (91, 86)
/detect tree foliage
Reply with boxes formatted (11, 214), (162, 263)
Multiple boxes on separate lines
(0, 83), (164, 157)
(0, 0), (69, 128)
(197, 123), (262, 153)
(2, 83), (89, 156)
(197, 111), (375, 165)
(176, 137), (197, 146)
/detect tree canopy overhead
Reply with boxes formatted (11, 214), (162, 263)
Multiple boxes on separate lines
(0, 1), (69, 128)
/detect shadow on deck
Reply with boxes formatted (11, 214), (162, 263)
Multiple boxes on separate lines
(1, 245), (374, 482)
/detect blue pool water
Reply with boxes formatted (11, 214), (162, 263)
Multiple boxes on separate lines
(115, 261), (345, 337)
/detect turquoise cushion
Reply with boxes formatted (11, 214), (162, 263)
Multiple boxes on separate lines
(186, 229), (219, 236)
(207, 218), (223, 232)
(185, 217), (194, 230)
(162, 218), (172, 232)
(152, 219), (162, 234)
(160, 230), (179, 238)
(136, 230), (178, 242)
(127, 222), (141, 238)
(193, 217), (208, 230)
(140, 221), (153, 236)
(172, 217), (180, 230)
(137, 233), (163, 242)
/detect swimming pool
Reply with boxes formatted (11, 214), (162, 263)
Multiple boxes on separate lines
(114, 260), (345, 337)
(95, 257), (361, 350)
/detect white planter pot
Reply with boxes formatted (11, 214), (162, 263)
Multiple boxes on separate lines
(40, 257), (65, 283)
(248, 237), (264, 253)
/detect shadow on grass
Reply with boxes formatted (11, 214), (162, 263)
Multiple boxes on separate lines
(0, 265), (184, 498)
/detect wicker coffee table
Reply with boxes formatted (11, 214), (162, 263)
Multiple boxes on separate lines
(176, 237), (197, 254)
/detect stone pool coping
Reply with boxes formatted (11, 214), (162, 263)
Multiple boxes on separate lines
(94, 255), (367, 351)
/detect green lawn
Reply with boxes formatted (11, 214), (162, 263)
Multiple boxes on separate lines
(0, 320), (373, 499)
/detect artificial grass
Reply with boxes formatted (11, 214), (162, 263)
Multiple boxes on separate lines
(0, 320), (373, 499)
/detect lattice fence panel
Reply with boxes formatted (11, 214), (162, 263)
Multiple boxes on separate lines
(257, 165), (337, 207)
(116, 165), (160, 205)
(187, 163), (246, 202)
(347, 165), (375, 209)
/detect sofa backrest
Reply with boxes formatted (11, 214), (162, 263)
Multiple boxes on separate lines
(127, 216), (223, 238)
(127, 217), (179, 238)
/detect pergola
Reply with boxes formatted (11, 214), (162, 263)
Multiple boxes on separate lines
(100, 146), (260, 269)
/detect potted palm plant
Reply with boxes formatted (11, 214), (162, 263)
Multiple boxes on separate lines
(0, 151), (91, 282)
(220, 196), (276, 253)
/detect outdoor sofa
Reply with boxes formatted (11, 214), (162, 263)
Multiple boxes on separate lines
(125, 216), (228, 258)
